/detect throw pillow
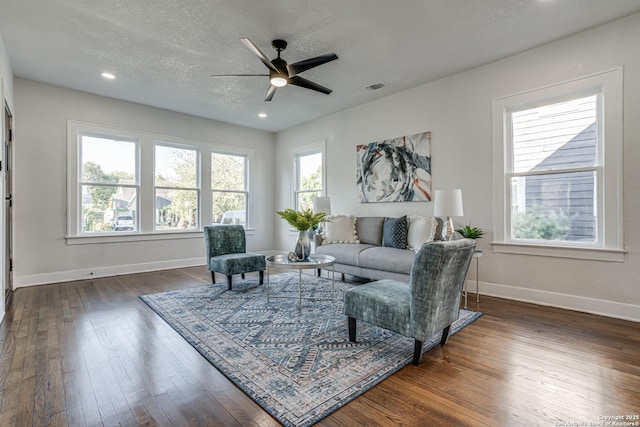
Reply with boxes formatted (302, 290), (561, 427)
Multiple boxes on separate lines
(356, 217), (385, 245)
(382, 216), (408, 249)
(324, 215), (359, 243)
(407, 215), (438, 252)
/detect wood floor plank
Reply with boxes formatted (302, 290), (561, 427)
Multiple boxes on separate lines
(0, 266), (638, 426)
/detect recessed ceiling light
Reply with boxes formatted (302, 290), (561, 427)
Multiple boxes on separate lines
(258, 113), (267, 118)
(101, 72), (116, 79)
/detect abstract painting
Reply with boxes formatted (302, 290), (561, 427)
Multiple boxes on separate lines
(356, 131), (431, 203)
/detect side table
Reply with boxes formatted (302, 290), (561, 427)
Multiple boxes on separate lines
(464, 250), (482, 309)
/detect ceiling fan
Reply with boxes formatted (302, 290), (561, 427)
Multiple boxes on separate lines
(211, 38), (338, 101)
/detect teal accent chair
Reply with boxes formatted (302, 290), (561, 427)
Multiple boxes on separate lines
(204, 225), (266, 290)
(344, 239), (476, 365)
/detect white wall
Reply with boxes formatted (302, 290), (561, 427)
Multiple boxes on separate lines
(13, 79), (275, 286)
(0, 31), (13, 101)
(275, 13), (640, 321)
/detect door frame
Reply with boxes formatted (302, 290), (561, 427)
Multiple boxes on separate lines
(1, 78), (14, 314)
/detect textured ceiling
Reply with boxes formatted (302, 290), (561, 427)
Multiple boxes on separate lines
(1, 0), (640, 132)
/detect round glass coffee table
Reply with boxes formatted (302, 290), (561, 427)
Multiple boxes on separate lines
(265, 254), (336, 313)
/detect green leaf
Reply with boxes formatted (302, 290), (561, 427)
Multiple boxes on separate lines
(456, 225), (484, 239)
(276, 208), (330, 231)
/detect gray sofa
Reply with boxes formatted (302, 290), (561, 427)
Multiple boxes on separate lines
(315, 216), (443, 281)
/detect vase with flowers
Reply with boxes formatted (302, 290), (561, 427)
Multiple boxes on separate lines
(276, 208), (330, 261)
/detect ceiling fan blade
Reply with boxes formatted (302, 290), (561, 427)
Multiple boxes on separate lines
(288, 76), (332, 95)
(210, 74), (269, 77)
(240, 38), (279, 73)
(287, 53), (338, 76)
(265, 85), (277, 102)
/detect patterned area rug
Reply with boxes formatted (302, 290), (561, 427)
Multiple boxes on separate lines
(140, 272), (482, 427)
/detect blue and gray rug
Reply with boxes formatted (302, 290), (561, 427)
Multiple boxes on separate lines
(140, 271), (482, 427)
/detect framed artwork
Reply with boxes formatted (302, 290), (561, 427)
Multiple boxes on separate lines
(356, 131), (431, 203)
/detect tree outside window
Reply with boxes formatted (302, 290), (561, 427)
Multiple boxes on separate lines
(155, 144), (199, 230)
(296, 152), (322, 211)
(212, 153), (248, 226)
(80, 135), (137, 233)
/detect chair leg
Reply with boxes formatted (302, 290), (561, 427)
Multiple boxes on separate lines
(440, 325), (451, 345)
(413, 340), (423, 366)
(226, 275), (233, 290)
(259, 270), (264, 285)
(211, 271), (216, 284)
(348, 317), (357, 342)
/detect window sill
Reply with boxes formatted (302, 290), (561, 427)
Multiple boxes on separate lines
(66, 228), (256, 245)
(491, 242), (626, 262)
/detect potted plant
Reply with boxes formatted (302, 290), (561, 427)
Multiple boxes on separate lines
(456, 225), (484, 239)
(276, 208), (330, 261)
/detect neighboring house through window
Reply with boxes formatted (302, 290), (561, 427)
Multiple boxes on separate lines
(78, 132), (139, 233)
(67, 121), (255, 241)
(492, 68), (624, 261)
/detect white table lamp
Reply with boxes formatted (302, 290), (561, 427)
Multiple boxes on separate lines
(433, 189), (464, 240)
(312, 197), (331, 215)
(312, 197), (331, 234)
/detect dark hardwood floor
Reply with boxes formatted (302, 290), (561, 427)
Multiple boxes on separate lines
(0, 266), (638, 426)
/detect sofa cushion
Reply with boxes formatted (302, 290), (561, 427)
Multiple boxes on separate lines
(407, 215), (438, 252)
(382, 216), (408, 249)
(316, 243), (376, 266)
(356, 216), (385, 245)
(358, 246), (415, 275)
(324, 215), (359, 243)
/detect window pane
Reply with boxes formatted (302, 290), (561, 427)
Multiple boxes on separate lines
(81, 185), (137, 232)
(213, 191), (246, 225)
(297, 191), (320, 212)
(512, 95), (597, 173)
(212, 153), (245, 191)
(299, 152), (322, 191)
(155, 189), (198, 230)
(81, 135), (136, 184)
(511, 171), (596, 242)
(155, 145), (197, 187)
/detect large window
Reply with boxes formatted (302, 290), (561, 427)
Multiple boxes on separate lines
(154, 143), (199, 230)
(79, 133), (138, 233)
(212, 152), (248, 226)
(67, 121), (255, 241)
(294, 146), (324, 212)
(492, 68), (624, 261)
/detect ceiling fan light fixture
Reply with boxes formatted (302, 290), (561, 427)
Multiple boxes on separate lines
(270, 73), (288, 87)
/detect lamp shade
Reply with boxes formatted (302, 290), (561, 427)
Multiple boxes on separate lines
(433, 189), (464, 217)
(312, 196), (331, 215)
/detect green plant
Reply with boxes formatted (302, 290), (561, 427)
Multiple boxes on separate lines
(276, 208), (329, 231)
(512, 208), (571, 241)
(456, 225), (484, 239)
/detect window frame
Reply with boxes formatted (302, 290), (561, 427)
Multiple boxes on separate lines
(67, 120), (255, 244)
(68, 123), (141, 236)
(291, 140), (326, 212)
(211, 150), (250, 228)
(491, 68), (625, 262)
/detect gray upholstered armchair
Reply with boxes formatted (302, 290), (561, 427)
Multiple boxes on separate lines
(344, 239), (476, 365)
(204, 225), (266, 290)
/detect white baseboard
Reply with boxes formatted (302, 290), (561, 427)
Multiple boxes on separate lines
(14, 250), (286, 288)
(14, 257), (206, 288)
(468, 279), (640, 323)
(13, 259), (638, 323)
